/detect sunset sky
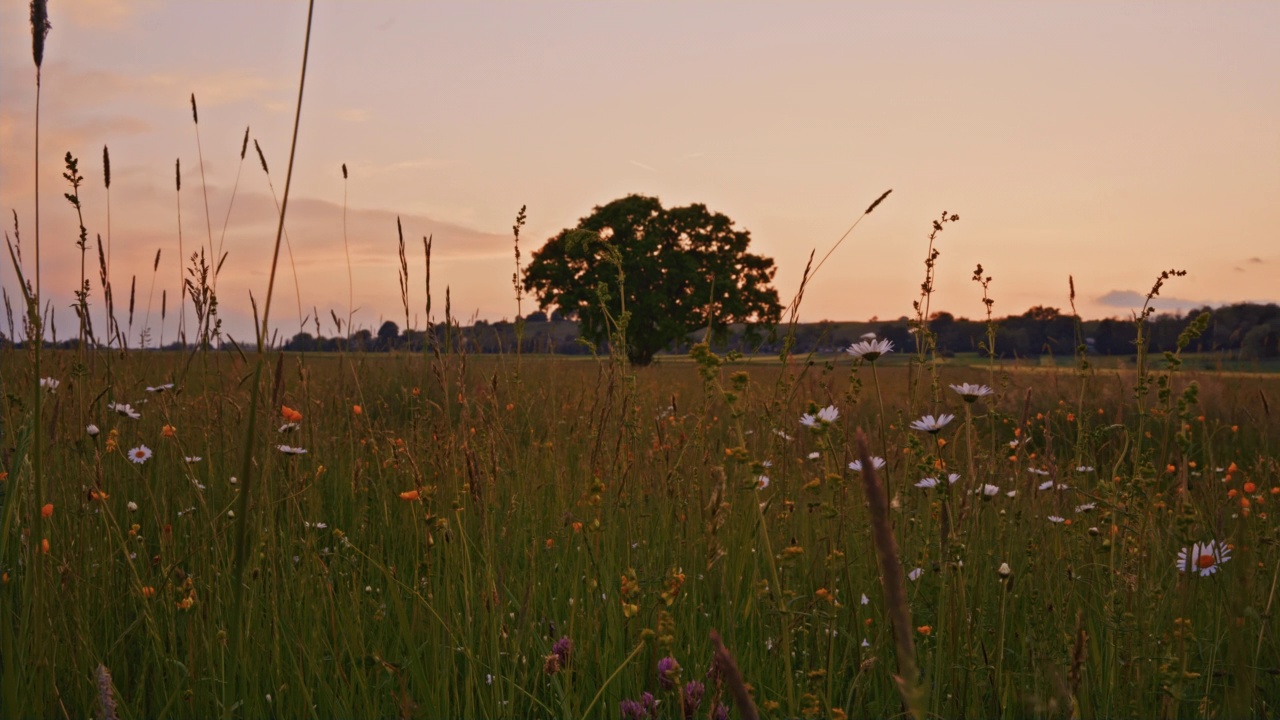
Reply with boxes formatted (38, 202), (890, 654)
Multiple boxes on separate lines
(2, 1), (1277, 345)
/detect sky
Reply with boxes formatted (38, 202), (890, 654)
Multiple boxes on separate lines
(1, 1), (1277, 345)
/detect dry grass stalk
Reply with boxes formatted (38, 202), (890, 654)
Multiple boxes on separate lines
(855, 428), (926, 719)
(711, 630), (758, 720)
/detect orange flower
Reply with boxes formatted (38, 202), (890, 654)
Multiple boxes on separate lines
(1231, 425), (1239, 433)
(399, 490), (421, 501)
(41, 538), (50, 554)
(1066, 413), (1075, 422)
(141, 586), (156, 598)
(544, 538), (554, 549)
(352, 405), (363, 415)
(90, 490), (110, 501)
(1228, 462), (1239, 473)
(281, 406), (303, 423)
(571, 522), (583, 533)
(162, 424), (176, 438)
(41, 503), (54, 518)
(1271, 487), (1279, 495)
(917, 625), (932, 636)
(1243, 482), (1257, 494)
(1166, 464), (1177, 473)
(1228, 489), (1238, 498)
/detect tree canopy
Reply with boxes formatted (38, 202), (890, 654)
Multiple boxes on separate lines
(522, 194), (782, 365)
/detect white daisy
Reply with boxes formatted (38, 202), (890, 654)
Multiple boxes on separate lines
(1048, 516), (1066, 523)
(909, 414), (955, 433)
(40, 377), (60, 392)
(128, 444), (152, 464)
(1076, 465), (1095, 473)
(860, 593), (870, 605)
(807, 451), (821, 460)
(109, 402), (141, 420)
(276, 445), (307, 455)
(1029, 468), (1050, 476)
(145, 383), (175, 393)
(1176, 540), (1232, 577)
(908, 567), (923, 581)
(949, 383), (994, 402)
(756, 475), (770, 490)
(1006, 490), (1018, 498)
(915, 477), (940, 489)
(127, 501), (138, 512)
(773, 429), (794, 442)
(979, 484), (1000, 497)
(848, 457), (886, 473)
(946, 473), (960, 484)
(846, 338), (894, 362)
(185, 456), (202, 463)
(278, 422), (300, 433)
(1075, 503), (1096, 513)
(86, 424), (100, 437)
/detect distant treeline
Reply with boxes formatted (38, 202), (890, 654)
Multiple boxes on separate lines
(7, 302), (1279, 360)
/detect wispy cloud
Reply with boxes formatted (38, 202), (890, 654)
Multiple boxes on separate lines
(627, 159), (658, 173)
(1096, 290), (1215, 312)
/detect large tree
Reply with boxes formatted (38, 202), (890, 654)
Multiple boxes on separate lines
(523, 194), (781, 365)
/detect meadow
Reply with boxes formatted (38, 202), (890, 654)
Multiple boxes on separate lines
(4, 2), (1279, 717)
(2, 344), (1279, 719)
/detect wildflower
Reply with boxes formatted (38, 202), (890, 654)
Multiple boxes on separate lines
(1048, 516), (1066, 523)
(552, 636), (572, 668)
(800, 405), (839, 427)
(860, 593), (870, 605)
(1176, 541), (1232, 577)
(1029, 468), (1050, 476)
(86, 424), (100, 437)
(683, 681), (705, 718)
(90, 490), (109, 501)
(127, 501), (138, 512)
(184, 456), (202, 463)
(807, 451), (821, 460)
(399, 490), (421, 501)
(41, 538), (50, 554)
(276, 445), (307, 455)
(848, 457), (886, 473)
(915, 477), (939, 489)
(42, 503), (54, 518)
(1005, 490), (1018, 498)
(128, 445), (153, 464)
(917, 625), (932, 636)
(949, 383), (993, 402)
(998, 562), (1012, 578)
(1075, 503), (1096, 513)
(278, 422), (299, 434)
(145, 383), (174, 393)
(657, 656), (682, 691)
(140, 585), (156, 598)
(908, 567), (923, 581)
(712, 703), (730, 720)
(162, 424), (176, 438)
(40, 377), (59, 392)
(352, 405), (363, 416)
(619, 700), (647, 720)
(909, 413), (954, 433)
(756, 475), (770, 490)
(1243, 482), (1257, 494)
(1076, 465), (1095, 473)
(281, 405), (303, 423)
(108, 402), (140, 420)
(979, 484), (1000, 497)
(846, 338), (894, 362)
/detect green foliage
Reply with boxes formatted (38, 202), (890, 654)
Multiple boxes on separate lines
(522, 195), (782, 365)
